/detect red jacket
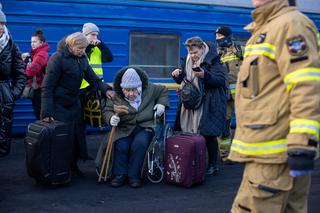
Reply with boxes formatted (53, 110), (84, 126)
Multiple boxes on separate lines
(25, 42), (50, 88)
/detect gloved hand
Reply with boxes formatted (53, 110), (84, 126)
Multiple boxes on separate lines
(288, 148), (316, 177)
(153, 104), (165, 117)
(110, 115), (120, 126)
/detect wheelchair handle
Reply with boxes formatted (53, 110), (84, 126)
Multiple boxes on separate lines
(154, 111), (166, 126)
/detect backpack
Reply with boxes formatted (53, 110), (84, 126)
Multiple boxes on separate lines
(180, 78), (204, 110)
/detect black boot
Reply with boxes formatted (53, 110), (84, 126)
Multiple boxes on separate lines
(129, 178), (142, 188)
(111, 175), (127, 187)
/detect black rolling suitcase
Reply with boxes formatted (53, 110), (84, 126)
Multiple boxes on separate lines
(25, 120), (73, 185)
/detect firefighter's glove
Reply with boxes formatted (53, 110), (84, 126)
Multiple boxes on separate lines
(288, 148), (316, 177)
(110, 115), (120, 126)
(153, 104), (165, 117)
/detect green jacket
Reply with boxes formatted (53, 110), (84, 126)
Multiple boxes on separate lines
(103, 66), (170, 143)
(95, 66), (169, 175)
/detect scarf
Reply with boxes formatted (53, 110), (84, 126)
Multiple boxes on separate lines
(124, 86), (142, 110)
(180, 42), (209, 133)
(0, 25), (9, 54)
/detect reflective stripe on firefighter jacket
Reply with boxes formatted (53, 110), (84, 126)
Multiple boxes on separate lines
(219, 44), (242, 95)
(80, 46), (104, 89)
(228, 0), (320, 164)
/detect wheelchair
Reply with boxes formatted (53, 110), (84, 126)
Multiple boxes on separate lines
(95, 112), (173, 183)
(145, 112), (173, 183)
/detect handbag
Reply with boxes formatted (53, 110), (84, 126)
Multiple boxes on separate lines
(22, 76), (38, 99)
(180, 77), (204, 110)
(83, 86), (106, 127)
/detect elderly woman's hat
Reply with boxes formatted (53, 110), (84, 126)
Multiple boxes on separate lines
(120, 68), (142, 89)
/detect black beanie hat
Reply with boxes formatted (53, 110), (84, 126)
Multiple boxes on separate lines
(216, 26), (232, 37)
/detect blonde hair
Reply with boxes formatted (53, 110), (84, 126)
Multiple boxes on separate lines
(184, 36), (205, 49)
(65, 32), (88, 48)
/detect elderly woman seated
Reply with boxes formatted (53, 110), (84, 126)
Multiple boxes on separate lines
(100, 67), (169, 188)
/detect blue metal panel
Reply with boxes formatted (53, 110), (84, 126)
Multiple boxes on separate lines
(2, 0), (319, 135)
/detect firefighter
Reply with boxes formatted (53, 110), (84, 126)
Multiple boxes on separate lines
(215, 26), (243, 159)
(229, 0), (320, 212)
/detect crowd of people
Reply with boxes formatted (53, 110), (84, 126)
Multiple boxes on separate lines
(1, 0), (320, 212)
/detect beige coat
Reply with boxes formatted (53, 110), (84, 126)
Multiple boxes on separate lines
(229, 0), (320, 164)
(219, 43), (243, 95)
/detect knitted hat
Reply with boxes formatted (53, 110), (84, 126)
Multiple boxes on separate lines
(82, 23), (99, 36)
(0, 4), (6, 23)
(216, 26), (232, 37)
(120, 68), (142, 89)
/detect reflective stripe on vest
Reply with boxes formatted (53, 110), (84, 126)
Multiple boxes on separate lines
(290, 119), (320, 140)
(284, 67), (320, 91)
(231, 139), (287, 155)
(80, 47), (103, 89)
(221, 55), (240, 63)
(90, 64), (103, 69)
(244, 43), (276, 60)
(229, 83), (236, 95)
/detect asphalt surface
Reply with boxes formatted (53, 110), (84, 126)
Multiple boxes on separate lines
(0, 133), (319, 213)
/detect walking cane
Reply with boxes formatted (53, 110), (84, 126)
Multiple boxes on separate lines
(98, 105), (128, 183)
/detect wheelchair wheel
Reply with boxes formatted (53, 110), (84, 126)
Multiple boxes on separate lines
(147, 163), (164, 183)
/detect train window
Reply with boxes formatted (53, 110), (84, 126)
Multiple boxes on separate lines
(129, 32), (180, 79)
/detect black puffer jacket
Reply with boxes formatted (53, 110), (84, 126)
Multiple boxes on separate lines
(41, 38), (110, 123)
(0, 35), (26, 103)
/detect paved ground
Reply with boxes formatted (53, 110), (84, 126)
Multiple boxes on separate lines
(0, 133), (319, 213)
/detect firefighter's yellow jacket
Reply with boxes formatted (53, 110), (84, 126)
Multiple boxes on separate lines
(219, 43), (243, 95)
(229, 0), (320, 164)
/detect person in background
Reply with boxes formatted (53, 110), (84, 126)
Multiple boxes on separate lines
(229, 0), (320, 212)
(215, 26), (243, 161)
(41, 32), (112, 176)
(80, 23), (113, 113)
(81, 22), (113, 88)
(22, 29), (50, 119)
(0, 5), (25, 158)
(171, 36), (227, 175)
(98, 67), (169, 188)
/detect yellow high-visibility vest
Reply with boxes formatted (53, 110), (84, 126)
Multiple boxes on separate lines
(80, 46), (104, 89)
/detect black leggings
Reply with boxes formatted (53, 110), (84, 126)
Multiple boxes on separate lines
(204, 136), (219, 165)
(31, 89), (42, 120)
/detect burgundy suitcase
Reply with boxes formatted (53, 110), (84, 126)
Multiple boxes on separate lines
(164, 133), (206, 187)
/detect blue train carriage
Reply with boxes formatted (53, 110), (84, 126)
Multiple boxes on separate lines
(2, 0), (319, 135)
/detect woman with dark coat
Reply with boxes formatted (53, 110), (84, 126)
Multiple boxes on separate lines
(22, 29), (50, 119)
(171, 36), (227, 175)
(41, 32), (112, 175)
(0, 9), (26, 158)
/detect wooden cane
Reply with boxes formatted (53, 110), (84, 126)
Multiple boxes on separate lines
(103, 125), (117, 181)
(98, 105), (129, 183)
(98, 116), (117, 182)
